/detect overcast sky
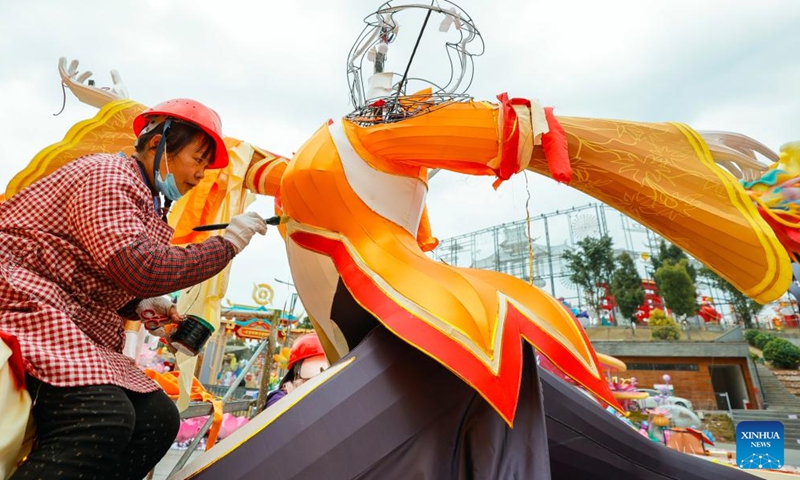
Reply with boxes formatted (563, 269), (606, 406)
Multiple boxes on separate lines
(2, 1), (799, 311)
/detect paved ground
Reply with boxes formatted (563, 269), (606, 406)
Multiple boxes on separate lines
(150, 447), (202, 480)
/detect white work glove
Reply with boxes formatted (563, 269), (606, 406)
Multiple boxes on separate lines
(223, 212), (268, 253)
(58, 57), (129, 108)
(136, 295), (180, 337)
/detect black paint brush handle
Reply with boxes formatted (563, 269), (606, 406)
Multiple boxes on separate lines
(192, 215), (283, 232)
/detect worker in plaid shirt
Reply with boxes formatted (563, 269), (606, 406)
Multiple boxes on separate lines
(0, 99), (266, 479)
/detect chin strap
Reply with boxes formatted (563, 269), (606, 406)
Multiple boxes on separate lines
(134, 153), (171, 223)
(152, 118), (173, 187)
(150, 118), (174, 222)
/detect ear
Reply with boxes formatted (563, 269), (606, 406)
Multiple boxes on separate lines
(148, 134), (162, 150)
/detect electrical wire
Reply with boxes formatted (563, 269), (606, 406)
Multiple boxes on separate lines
(53, 82), (67, 116)
(524, 171), (535, 286)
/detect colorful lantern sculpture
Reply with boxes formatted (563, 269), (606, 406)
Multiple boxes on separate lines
(3, 2), (785, 479)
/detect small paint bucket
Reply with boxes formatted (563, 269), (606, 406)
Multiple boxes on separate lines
(170, 314), (215, 356)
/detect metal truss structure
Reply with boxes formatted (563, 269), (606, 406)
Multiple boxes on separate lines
(432, 203), (680, 311)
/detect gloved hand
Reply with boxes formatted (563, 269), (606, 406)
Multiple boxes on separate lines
(58, 57), (129, 108)
(136, 295), (180, 337)
(223, 212), (268, 253)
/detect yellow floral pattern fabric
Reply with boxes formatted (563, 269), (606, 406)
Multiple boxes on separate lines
(527, 117), (789, 303)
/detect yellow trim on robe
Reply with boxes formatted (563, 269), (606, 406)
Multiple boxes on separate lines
(6, 99), (145, 199)
(670, 122), (787, 300)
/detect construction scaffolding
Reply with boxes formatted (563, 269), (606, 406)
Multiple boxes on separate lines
(432, 203), (667, 311)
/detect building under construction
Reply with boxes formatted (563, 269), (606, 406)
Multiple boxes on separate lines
(431, 202), (732, 317)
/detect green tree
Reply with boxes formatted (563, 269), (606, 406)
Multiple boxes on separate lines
(698, 266), (762, 329)
(753, 332), (776, 350)
(562, 236), (616, 320)
(649, 308), (681, 341)
(611, 252), (645, 324)
(744, 329), (761, 346)
(650, 240), (697, 282)
(297, 316), (313, 330)
(763, 339), (800, 369)
(655, 259), (697, 318)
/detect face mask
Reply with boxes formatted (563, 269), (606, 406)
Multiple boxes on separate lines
(155, 149), (183, 201)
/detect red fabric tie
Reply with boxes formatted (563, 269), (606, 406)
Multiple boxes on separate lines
(541, 107), (571, 184)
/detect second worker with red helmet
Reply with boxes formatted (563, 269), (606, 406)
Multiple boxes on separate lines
(265, 333), (329, 409)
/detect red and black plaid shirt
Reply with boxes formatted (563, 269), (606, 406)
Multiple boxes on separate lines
(0, 153), (235, 391)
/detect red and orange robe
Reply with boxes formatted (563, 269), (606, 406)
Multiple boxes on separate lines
(8, 96), (791, 425)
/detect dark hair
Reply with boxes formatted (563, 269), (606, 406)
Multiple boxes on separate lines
(280, 362), (300, 387)
(135, 120), (216, 161)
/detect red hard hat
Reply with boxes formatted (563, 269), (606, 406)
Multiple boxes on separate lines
(287, 333), (325, 371)
(133, 98), (229, 169)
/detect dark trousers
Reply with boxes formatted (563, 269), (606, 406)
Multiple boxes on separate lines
(11, 375), (179, 480)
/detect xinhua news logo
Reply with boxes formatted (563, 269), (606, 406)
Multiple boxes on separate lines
(736, 421), (784, 470)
